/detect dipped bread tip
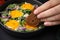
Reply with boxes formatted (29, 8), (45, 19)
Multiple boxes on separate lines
(25, 11), (41, 26)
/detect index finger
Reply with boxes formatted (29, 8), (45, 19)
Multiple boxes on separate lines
(34, 0), (60, 14)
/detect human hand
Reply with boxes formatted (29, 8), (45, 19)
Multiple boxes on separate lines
(34, 0), (60, 26)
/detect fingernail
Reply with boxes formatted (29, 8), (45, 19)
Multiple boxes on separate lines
(44, 22), (51, 26)
(37, 15), (40, 18)
(37, 14), (42, 19)
(44, 22), (48, 25)
(34, 10), (37, 14)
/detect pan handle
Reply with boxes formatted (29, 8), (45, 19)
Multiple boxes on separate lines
(33, 0), (42, 4)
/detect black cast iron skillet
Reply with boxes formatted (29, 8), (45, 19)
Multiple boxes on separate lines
(0, 0), (60, 39)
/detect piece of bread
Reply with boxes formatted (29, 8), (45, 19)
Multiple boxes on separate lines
(25, 11), (40, 26)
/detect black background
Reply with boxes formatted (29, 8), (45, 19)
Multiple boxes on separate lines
(0, 0), (59, 40)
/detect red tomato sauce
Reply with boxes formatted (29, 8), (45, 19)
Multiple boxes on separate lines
(0, 0), (5, 5)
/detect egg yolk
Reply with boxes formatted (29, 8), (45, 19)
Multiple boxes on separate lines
(9, 10), (23, 18)
(25, 23), (37, 30)
(21, 2), (34, 10)
(5, 20), (20, 30)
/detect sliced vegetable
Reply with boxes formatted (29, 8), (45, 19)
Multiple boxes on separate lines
(8, 4), (16, 9)
(1, 18), (8, 24)
(22, 9), (31, 14)
(23, 14), (29, 18)
(20, 20), (25, 26)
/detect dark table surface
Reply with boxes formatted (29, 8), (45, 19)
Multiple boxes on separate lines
(0, 26), (59, 40)
(0, 0), (60, 40)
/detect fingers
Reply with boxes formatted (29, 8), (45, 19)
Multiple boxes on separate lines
(37, 4), (60, 19)
(34, 0), (60, 14)
(44, 21), (60, 26)
(41, 14), (60, 22)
